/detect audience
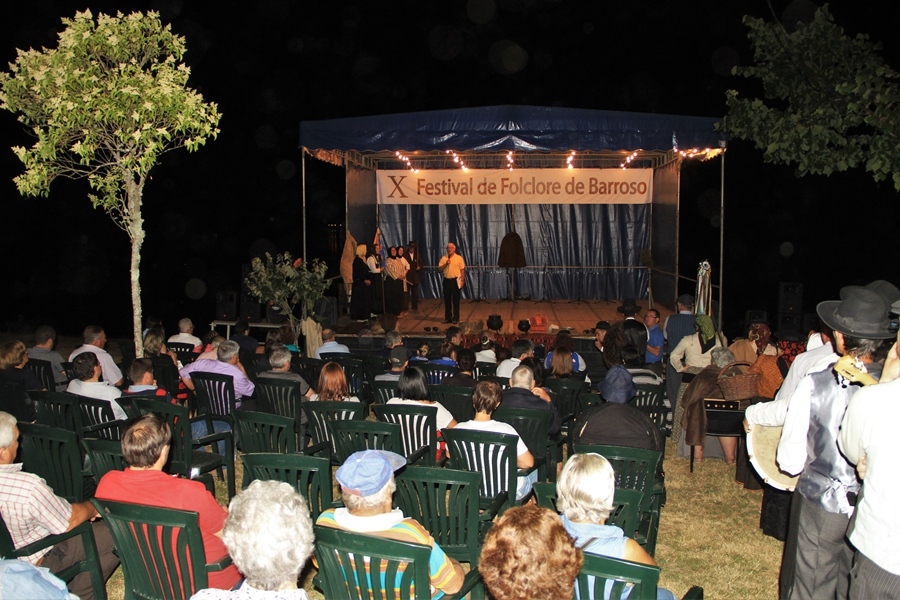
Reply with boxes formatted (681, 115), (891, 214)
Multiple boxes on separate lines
(26, 325), (68, 390)
(455, 380), (536, 499)
(167, 317), (202, 350)
(192, 480), (315, 599)
(387, 366), (457, 430)
(258, 346), (315, 399)
(501, 364), (560, 434)
(123, 357), (174, 402)
(68, 325), (123, 387)
(0, 412), (119, 599)
(679, 347), (741, 462)
(479, 504), (583, 600)
(474, 334), (496, 364)
(316, 450), (464, 596)
(95, 413), (241, 590)
(0, 340), (43, 392)
(67, 351), (127, 419)
(379, 331), (403, 359)
(197, 335), (226, 361)
(429, 339), (457, 367)
(228, 320), (260, 355)
(544, 330), (587, 374)
(309, 362), (360, 402)
(496, 338), (533, 378)
(313, 328), (350, 360)
(409, 341), (430, 364)
(374, 347), (409, 382)
(179, 340), (255, 404)
(556, 453), (675, 600)
(441, 348), (478, 388)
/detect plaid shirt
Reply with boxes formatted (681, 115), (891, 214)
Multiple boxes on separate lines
(0, 463), (71, 563)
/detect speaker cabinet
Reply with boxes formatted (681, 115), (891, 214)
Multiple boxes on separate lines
(239, 293), (261, 322)
(779, 282), (803, 315)
(215, 291), (237, 321)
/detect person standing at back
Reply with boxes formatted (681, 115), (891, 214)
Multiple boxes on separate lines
(438, 242), (465, 324)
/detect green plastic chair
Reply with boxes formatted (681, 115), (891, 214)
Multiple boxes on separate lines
(313, 526), (480, 600)
(576, 553), (661, 600)
(18, 422), (87, 503)
(476, 374), (509, 389)
(92, 498), (232, 600)
(420, 363), (458, 386)
(233, 410), (296, 454)
(241, 452), (336, 520)
(129, 397), (236, 500)
(190, 372), (238, 433)
(494, 406), (553, 482)
(331, 420), (402, 464)
(292, 356), (324, 392)
(371, 380), (399, 405)
(25, 357), (56, 391)
(29, 390), (82, 433)
(630, 383), (668, 445)
(545, 377), (589, 433)
(77, 395), (125, 441)
(166, 342), (197, 367)
(255, 377), (306, 441)
(0, 379), (33, 421)
(320, 354), (366, 398)
(81, 437), (126, 484)
(302, 400), (367, 460)
(372, 403), (438, 466)
(573, 444), (662, 556)
(473, 362), (496, 379)
(428, 385), (475, 423)
(0, 515), (107, 600)
(532, 482), (643, 543)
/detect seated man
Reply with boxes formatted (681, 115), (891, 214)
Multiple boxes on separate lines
(67, 352), (127, 420)
(379, 331), (403, 359)
(474, 334), (497, 364)
(168, 317), (202, 350)
(95, 414), (241, 590)
(374, 346), (408, 382)
(258, 346), (315, 400)
(501, 365), (561, 434)
(441, 348), (478, 389)
(27, 325), (68, 391)
(313, 328), (350, 360)
(316, 450), (464, 597)
(123, 358), (174, 402)
(496, 339), (534, 379)
(68, 325), (123, 387)
(179, 340), (255, 405)
(228, 320), (259, 355)
(0, 412), (119, 599)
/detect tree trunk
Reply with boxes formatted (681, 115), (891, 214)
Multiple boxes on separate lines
(126, 178), (146, 358)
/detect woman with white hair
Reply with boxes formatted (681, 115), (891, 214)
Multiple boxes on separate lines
(557, 453), (675, 600)
(191, 480), (315, 599)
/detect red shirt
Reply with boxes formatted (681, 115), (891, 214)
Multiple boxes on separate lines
(95, 468), (240, 590)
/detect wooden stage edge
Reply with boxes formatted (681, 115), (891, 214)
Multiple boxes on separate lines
(331, 298), (673, 338)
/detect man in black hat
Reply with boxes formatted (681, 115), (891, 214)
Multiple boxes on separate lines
(777, 286), (893, 600)
(618, 299), (648, 365)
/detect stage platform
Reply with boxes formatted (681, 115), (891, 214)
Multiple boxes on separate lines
(332, 298), (673, 340)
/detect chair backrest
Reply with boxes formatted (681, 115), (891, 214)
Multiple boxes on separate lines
(255, 378), (305, 438)
(395, 466), (481, 566)
(532, 483), (643, 541)
(420, 363), (458, 386)
(301, 401), (366, 446)
(331, 420), (401, 464)
(441, 428), (518, 509)
(477, 375), (509, 389)
(629, 383), (668, 433)
(314, 525), (433, 600)
(428, 386), (475, 423)
(494, 406), (551, 462)
(81, 438), (126, 484)
(152, 357), (182, 397)
(191, 372), (237, 422)
(576, 553), (661, 600)
(18, 422), (84, 503)
(233, 410), (296, 454)
(291, 356), (324, 392)
(77, 395), (123, 441)
(320, 355), (366, 397)
(572, 444), (661, 513)
(241, 452), (333, 519)
(93, 499), (214, 599)
(705, 400), (745, 437)
(166, 342), (196, 366)
(545, 378), (588, 423)
(359, 353), (391, 385)
(25, 358), (55, 391)
(371, 380), (399, 405)
(473, 362), (497, 379)
(129, 397), (195, 479)
(372, 404), (438, 466)
(0, 380), (33, 422)
(29, 391), (84, 436)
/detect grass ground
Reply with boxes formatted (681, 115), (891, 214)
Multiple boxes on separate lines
(102, 436), (783, 599)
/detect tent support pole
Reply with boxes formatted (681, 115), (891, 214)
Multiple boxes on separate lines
(718, 150), (725, 332)
(302, 149), (307, 261)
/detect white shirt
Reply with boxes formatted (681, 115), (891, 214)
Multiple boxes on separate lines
(474, 349), (496, 364)
(745, 343), (837, 427)
(454, 419), (528, 456)
(386, 398), (455, 430)
(68, 344), (123, 385)
(495, 358), (521, 379)
(314, 340), (351, 360)
(839, 379), (900, 574)
(168, 332), (202, 347)
(66, 379), (127, 420)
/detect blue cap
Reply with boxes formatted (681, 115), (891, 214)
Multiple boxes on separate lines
(335, 450), (406, 497)
(599, 365), (636, 404)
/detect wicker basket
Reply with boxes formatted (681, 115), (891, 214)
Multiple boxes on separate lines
(716, 362), (760, 401)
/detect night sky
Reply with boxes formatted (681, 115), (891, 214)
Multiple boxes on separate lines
(2, 0), (898, 340)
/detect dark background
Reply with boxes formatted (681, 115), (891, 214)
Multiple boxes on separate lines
(1, 0), (898, 341)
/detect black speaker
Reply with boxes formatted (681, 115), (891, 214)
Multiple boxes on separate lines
(314, 296), (338, 328)
(777, 314), (802, 340)
(778, 282), (803, 315)
(744, 309), (768, 334)
(215, 291), (237, 321)
(239, 293), (261, 322)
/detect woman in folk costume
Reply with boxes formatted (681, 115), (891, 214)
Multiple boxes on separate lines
(669, 314), (724, 443)
(349, 244), (372, 321)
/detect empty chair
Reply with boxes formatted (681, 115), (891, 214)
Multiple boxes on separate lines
(18, 422), (88, 503)
(78, 395), (125, 441)
(241, 452), (335, 520)
(331, 420), (402, 464)
(81, 437), (126, 484)
(301, 401), (366, 459)
(371, 380), (399, 405)
(25, 358), (55, 391)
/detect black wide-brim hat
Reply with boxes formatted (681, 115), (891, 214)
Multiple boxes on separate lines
(617, 298), (641, 314)
(817, 286), (894, 339)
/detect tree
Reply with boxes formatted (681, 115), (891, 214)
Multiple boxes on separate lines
(0, 10), (220, 354)
(721, 6), (900, 191)
(244, 252), (329, 339)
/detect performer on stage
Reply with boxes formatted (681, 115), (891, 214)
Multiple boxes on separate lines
(406, 241), (421, 312)
(438, 242), (465, 324)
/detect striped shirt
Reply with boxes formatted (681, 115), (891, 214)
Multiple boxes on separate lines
(0, 464), (71, 564)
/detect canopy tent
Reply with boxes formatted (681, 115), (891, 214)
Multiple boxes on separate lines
(299, 105), (726, 313)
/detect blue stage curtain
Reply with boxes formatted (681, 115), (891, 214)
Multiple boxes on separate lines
(377, 203), (649, 301)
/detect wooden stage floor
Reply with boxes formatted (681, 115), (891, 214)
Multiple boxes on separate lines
(342, 298), (673, 338)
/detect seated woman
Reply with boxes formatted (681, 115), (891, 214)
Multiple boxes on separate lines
(440, 348), (477, 389)
(386, 366), (456, 430)
(192, 480), (315, 599)
(557, 453), (675, 600)
(142, 329), (188, 402)
(480, 504), (583, 600)
(454, 380), (536, 500)
(429, 340), (457, 367)
(309, 362), (360, 402)
(409, 342), (430, 364)
(547, 346), (577, 379)
(0, 340), (44, 391)
(544, 330), (587, 374)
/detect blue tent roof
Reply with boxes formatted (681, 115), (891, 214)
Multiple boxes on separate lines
(299, 105), (726, 154)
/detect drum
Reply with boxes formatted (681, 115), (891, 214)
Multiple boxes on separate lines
(746, 425), (798, 491)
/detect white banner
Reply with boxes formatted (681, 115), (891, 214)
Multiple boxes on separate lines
(377, 168), (652, 204)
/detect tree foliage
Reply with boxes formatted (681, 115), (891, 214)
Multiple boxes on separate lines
(0, 10), (220, 352)
(721, 6), (900, 190)
(245, 252), (329, 334)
